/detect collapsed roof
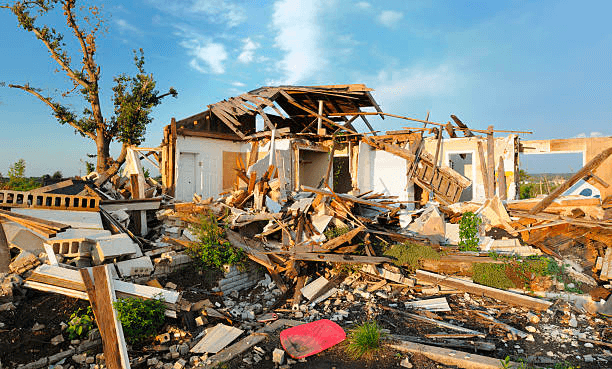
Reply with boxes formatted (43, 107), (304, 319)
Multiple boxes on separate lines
(175, 84), (383, 139)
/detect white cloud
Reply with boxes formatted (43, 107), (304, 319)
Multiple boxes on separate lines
(231, 81), (246, 87)
(114, 19), (142, 35)
(574, 131), (604, 138)
(237, 38), (259, 64)
(590, 131), (602, 137)
(271, 0), (328, 84)
(356, 1), (371, 9)
(146, 0), (246, 28)
(180, 37), (228, 74)
(191, 0), (246, 27)
(368, 64), (461, 109)
(377, 10), (403, 28)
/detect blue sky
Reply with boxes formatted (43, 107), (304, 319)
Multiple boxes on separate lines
(0, 0), (611, 176)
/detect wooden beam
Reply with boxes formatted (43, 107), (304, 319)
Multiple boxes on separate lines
(486, 126), (495, 199)
(528, 146), (612, 214)
(389, 340), (518, 369)
(497, 156), (507, 200)
(268, 252), (393, 264)
(300, 185), (394, 209)
(416, 270), (552, 311)
(477, 141), (490, 198)
(450, 115), (475, 137)
(321, 226), (365, 250)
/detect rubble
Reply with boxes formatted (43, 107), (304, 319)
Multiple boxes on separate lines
(1, 84), (612, 369)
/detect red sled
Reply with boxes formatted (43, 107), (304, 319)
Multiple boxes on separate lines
(280, 319), (346, 359)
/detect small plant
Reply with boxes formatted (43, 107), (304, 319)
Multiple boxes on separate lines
(345, 320), (386, 359)
(113, 296), (166, 345)
(459, 211), (481, 251)
(186, 212), (246, 271)
(500, 356), (531, 369)
(66, 306), (96, 340)
(324, 226), (351, 240)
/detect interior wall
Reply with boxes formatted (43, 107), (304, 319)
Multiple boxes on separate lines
(298, 149), (330, 188)
(357, 142), (414, 208)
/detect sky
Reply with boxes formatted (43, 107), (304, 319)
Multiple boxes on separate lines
(0, 0), (611, 176)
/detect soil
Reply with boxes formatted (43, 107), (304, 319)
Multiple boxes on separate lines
(0, 290), (88, 368)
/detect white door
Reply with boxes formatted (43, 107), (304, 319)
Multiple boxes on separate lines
(178, 152), (196, 201)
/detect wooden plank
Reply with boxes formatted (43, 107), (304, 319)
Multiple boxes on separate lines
(389, 340), (516, 369)
(416, 270), (552, 311)
(82, 266), (130, 369)
(273, 252), (393, 265)
(529, 146), (612, 214)
(300, 185), (393, 209)
(380, 305), (485, 337)
(477, 141), (490, 198)
(321, 225), (365, 250)
(30, 179), (75, 194)
(0, 209), (70, 230)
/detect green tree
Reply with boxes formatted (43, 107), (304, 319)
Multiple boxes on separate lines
(3, 159), (40, 191)
(8, 159), (26, 179)
(51, 170), (62, 179)
(1, 0), (177, 176)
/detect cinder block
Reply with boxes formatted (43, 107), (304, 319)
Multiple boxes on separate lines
(92, 234), (139, 264)
(115, 256), (154, 277)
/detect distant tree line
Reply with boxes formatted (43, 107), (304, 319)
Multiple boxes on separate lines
(0, 159), (62, 191)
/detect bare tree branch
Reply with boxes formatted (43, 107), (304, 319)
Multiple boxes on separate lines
(8, 83), (96, 140)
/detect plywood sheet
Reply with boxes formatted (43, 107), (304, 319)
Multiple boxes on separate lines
(223, 151), (247, 190)
(190, 323), (244, 353)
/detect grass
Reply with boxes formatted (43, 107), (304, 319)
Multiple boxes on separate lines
(473, 263), (516, 289)
(345, 321), (385, 359)
(383, 242), (441, 270)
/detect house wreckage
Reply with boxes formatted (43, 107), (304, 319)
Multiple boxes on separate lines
(1, 84), (612, 368)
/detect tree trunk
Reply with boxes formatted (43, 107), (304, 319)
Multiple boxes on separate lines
(95, 129), (111, 173)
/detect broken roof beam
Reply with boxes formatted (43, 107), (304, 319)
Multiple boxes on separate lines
(528, 146), (612, 214)
(450, 115), (474, 137)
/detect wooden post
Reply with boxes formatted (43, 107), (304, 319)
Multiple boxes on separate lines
(529, 146), (612, 214)
(429, 128), (443, 201)
(169, 118), (177, 197)
(497, 156), (507, 200)
(477, 141), (490, 198)
(486, 125), (495, 198)
(0, 220), (10, 273)
(317, 100), (323, 134)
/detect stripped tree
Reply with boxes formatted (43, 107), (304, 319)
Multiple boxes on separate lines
(1, 0), (177, 178)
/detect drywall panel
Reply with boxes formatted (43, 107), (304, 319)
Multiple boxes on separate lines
(357, 142), (413, 208)
(12, 209), (104, 229)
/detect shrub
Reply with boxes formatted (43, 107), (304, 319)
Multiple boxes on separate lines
(473, 263), (515, 289)
(66, 306), (96, 340)
(459, 212), (482, 251)
(113, 296), (165, 345)
(345, 321), (385, 359)
(186, 212), (246, 271)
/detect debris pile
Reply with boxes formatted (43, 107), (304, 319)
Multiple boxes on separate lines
(1, 84), (612, 369)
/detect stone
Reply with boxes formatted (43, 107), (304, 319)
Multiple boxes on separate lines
(173, 358), (186, 369)
(400, 357), (413, 368)
(85, 356), (95, 364)
(165, 282), (177, 290)
(526, 326), (537, 333)
(584, 342), (594, 348)
(72, 353), (87, 365)
(569, 316), (578, 328)
(147, 358), (159, 366)
(584, 355), (594, 362)
(526, 312), (540, 324)
(32, 322), (45, 331)
(51, 334), (65, 345)
(273, 348), (285, 365)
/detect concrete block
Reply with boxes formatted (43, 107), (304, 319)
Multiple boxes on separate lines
(9, 228), (45, 254)
(49, 238), (94, 257)
(92, 234), (139, 264)
(272, 348), (285, 365)
(115, 256), (154, 277)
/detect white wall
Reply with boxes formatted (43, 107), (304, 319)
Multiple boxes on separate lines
(175, 136), (248, 201)
(357, 142), (414, 209)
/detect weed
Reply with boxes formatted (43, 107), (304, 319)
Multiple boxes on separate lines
(113, 296), (166, 345)
(345, 321), (386, 359)
(459, 212), (481, 251)
(473, 263), (515, 289)
(500, 356), (531, 369)
(383, 242), (440, 271)
(187, 212), (246, 271)
(66, 306), (96, 340)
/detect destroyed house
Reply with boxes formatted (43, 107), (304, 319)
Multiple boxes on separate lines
(159, 84), (566, 207)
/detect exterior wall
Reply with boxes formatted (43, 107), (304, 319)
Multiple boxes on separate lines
(423, 135), (518, 201)
(174, 135), (248, 201)
(521, 137), (612, 200)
